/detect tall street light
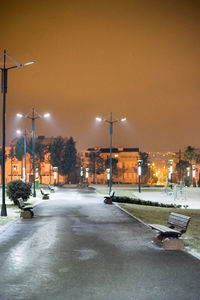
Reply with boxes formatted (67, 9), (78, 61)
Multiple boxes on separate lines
(137, 160), (142, 193)
(17, 108), (50, 197)
(96, 112), (126, 194)
(0, 50), (34, 216)
(168, 159), (173, 189)
(192, 165), (196, 187)
(16, 129), (31, 182)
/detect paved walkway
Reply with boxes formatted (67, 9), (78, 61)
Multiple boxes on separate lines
(0, 189), (200, 300)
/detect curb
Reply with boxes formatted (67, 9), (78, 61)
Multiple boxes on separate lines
(113, 202), (151, 229)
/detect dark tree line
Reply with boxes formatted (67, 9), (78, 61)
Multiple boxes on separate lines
(48, 136), (77, 184)
(175, 146), (200, 186)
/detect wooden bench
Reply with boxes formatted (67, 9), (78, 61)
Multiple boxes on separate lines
(40, 188), (50, 200)
(17, 198), (34, 219)
(48, 185), (55, 193)
(149, 212), (191, 250)
(104, 191), (115, 204)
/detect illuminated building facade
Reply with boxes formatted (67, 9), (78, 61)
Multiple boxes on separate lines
(80, 147), (140, 184)
(0, 136), (67, 185)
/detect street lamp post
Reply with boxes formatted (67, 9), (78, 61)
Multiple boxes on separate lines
(168, 159), (173, 189)
(85, 168), (89, 184)
(192, 165), (196, 187)
(16, 129), (30, 182)
(80, 167), (84, 184)
(0, 50), (34, 216)
(53, 167), (58, 185)
(17, 109), (50, 197)
(106, 168), (110, 186)
(96, 113), (126, 194)
(186, 167), (190, 177)
(138, 160), (142, 193)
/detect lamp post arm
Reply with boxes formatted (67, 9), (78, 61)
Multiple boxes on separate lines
(26, 115), (41, 120)
(7, 65), (19, 70)
(105, 120), (118, 124)
(6, 53), (21, 67)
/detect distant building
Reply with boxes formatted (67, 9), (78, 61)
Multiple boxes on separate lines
(1, 136), (68, 185)
(4, 137), (193, 187)
(80, 147), (140, 184)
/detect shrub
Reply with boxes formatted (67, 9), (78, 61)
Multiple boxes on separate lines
(7, 180), (32, 205)
(114, 196), (175, 208)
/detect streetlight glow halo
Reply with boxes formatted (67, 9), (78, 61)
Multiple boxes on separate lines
(96, 117), (102, 122)
(121, 117), (126, 122)
(16, 129), (22, 135)
(23, 61), (34, 66)
(43, 113), (50, 118)
(16, 113), (23, 118)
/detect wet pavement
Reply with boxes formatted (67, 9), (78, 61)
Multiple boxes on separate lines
(0, 188), (200, 300)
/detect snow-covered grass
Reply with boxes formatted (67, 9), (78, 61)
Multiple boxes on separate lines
(133, 188), (200, 209)
(0, 192), (43, 230)
(95, 185), (200, 209)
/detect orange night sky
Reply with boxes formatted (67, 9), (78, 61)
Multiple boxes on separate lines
(0, 0), (200, 152)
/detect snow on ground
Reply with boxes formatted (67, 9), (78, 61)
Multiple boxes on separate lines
(0, 195), (43, 231)
(1, 186), (200, 232)
(134, 187), (200, 209)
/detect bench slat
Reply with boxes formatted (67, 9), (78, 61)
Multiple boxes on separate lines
(168, 212), (190, 230)
(149, 224), (180, 234)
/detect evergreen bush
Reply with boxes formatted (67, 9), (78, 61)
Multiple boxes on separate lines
(7, 180), (32, 205)
(114, 196), (175, 208)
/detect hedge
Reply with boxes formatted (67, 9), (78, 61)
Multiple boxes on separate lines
(113, 196), (175, 208)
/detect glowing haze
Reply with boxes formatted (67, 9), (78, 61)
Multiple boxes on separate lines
(0, 0), (200, 152)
